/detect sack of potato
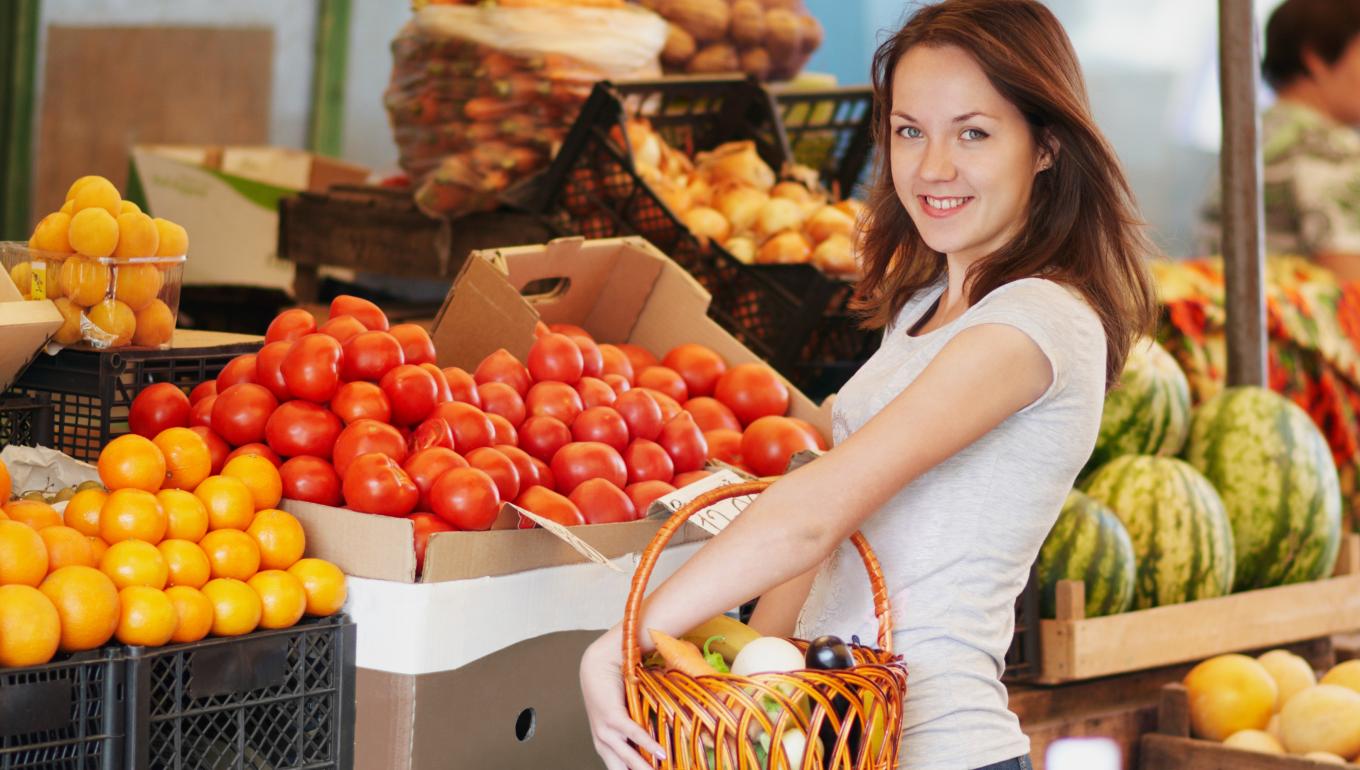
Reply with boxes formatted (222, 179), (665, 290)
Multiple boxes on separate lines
(645, 0), (823, 81)
(385, 2), (668, 218)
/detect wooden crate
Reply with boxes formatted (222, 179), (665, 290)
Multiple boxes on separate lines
(1038, 534), (1360, 684)
(1140, 684), (1348, 768)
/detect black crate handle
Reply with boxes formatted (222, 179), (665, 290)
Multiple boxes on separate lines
(187, 634), (292, 700)
(0, 678), (74, 738)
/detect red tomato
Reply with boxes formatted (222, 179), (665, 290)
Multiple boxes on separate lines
(571, 407), (629, 453)
(215, 354), (259, 391)
(493, 445), (539, 489)
(478, 382), (527, 426)
(614, 389), (663, 442)
(715, 364), (790, 425)
(530, 458), (555, 491)
(421, 364), (452, 403)
(547, 323), (591, 339)
(283, 334), (344, 403)
(615, 343), (659, 374)
(623, 439), (674, 485)
(264, 400), (342, 459)
(704, 429), (742, 464)
(518, 416), (572, 463)
(211, 383), (278, 447)
(663, 344), (727, 398)
(265, 308), (317, 345)
(188, 380), (217, 406)
(550, 442), (627, 493)
(318, 315), (367, 344)
(603, 374), (632, 397)
(341, 331), (405, 382)
(333, 419), (408, 478)
(390, 324), (436, 366)
(474, 349), (531, 397)
(409, 512), (453, 574)
(331, 381), (391, 425)
(488, 414), (517, 445)
(526, 333), (584, 384)
(569, 478), (636, 524)
(625, 480), (675, 514)
(641, 388), (683, 423)
(443, 367), (481, 406)
(576, 377), (617, 409)
(684, 397), (742, 433)
(658, 412), (708, 474)
(465, 447), (521, 502)
(279, 456), (341, 506)
(742, 416), (820, 477)
(430, 401), (495, 454)
(789, 417), (828, 450)
(188, 426), (230, 474)
(190, 395), (215, 428)
(255, 341), (293, 401)
(380, 364), (440, 426)
(225, 443), (281, 467)
(343, 453), (418, 516)
(525, 381), (584, 424)
(673, 470), (713, 487)
(409, 417), (456, 452)
(571, 336), (603, 379)
(402, 447), (468, 511)
(430, 467), (501, 530)
(129, 382), (190, 438)
(330, 295), (389, 331)
(637, 367), (688, 403)
(597, 345), (636, 383)
(513, 486), (584, 529)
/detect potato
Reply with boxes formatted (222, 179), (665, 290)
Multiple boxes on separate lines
(663, 0), (730, 43)
(765, 9), (803, 62)
(739, 47), (772, 80)
(662, 23), (697, 66)
(731, 0), (766, 47)
(800, 14), (823, 54)
(687, 43), (740, 74)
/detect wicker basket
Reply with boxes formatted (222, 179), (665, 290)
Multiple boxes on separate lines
(623, 481), (909, 769)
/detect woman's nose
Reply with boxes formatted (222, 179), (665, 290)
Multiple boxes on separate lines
(918, 139), (957, 182)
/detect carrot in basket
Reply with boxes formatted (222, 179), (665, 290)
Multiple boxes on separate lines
(649, 629), (722, 678)
(464, 97), (524, 122)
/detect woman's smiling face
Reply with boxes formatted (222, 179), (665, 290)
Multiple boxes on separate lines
(889, 43), (1049, 263)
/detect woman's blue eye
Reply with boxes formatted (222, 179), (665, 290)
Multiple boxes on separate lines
(898, 125), (922, 139)
(962, 128), (988, 141)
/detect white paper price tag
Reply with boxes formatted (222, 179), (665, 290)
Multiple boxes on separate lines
(646, 470), (759, 536)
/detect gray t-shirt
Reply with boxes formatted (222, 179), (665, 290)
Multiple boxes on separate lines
(795, 277), (1106, 770)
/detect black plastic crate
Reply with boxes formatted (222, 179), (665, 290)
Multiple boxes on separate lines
(9, 337), (261, 462)
(772, 85), (875, 198)
(0, 649), (125, 770)
(125, 615), (355, 770)
(1003, 567), (1041, 682)
(0, 396), (53, 450)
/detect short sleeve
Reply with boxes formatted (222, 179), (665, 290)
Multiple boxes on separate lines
(1288, 153), (1360, 255)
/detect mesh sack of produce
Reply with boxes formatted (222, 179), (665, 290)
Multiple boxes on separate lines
(385, 2), (668, 217)
(645, 0), (824, 81)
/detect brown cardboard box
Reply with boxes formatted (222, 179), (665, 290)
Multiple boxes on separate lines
(0, 262), (63, 392)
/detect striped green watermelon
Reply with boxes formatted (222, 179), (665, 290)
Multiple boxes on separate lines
(1037, 490), (1137, 618)
(1183, 386), (1342, 591)
(1083, 338), (1192, 476)
(1082, 455), (1235, 609)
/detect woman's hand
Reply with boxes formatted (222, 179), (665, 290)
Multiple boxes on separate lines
(580, 625), (667, 770)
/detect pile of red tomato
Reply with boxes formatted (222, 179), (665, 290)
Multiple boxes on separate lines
(127, 296), (826, 571)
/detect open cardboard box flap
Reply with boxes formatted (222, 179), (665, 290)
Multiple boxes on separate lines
(0, 266), (63, 392)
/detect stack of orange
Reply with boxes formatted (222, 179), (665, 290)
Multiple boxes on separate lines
(0, 430), (346, 669)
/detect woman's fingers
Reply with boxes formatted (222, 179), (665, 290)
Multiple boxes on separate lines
(603, 733), (661, 770)
(617, 717), (666, 762)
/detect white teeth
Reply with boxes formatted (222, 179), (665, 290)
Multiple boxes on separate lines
(924, 196), (969, 210)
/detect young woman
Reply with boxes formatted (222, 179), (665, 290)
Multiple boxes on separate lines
(580, 1), (1158, 768)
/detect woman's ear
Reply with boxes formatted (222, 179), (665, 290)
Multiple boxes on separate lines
(1036, 131), (1060, 173)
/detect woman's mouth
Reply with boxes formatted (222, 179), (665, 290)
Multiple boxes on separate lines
(918, 195), (973, 218)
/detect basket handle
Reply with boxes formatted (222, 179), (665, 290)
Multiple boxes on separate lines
(622, 480), (896, 673)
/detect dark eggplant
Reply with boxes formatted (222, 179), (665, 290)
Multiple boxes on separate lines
(804, 636), (860, 766)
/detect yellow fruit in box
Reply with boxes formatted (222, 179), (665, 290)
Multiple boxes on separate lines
(10, 261), (32, 294)
(1184, 654), (1277, 741)
(1320, 659), (1360, 695)
(132, 299), (174, 347)
(1303, 752), (1348, 764)
(52, 298), (84, 345)
(119, 200), (141, 216)
(113, 263), (162, 311)
(1280, 684), (1360, 757)
(68, 208), (119, 259)
(59, 257), (110, 307)
(1222, 729), (1284, 754)
(59, 199), (75, 216)
(113, 212), (159, 260)
(87, 299), (135, 347)
(71, 177), (121, 218)
(30, 211), (74, 254)
(1258, 649), (1317, 711)
(153, 218), (188, 258)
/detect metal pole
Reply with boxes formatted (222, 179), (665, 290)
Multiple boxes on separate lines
(1218, 0), (1267, 387)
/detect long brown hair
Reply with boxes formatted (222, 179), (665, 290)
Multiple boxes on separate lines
(855, 0), (1158, 387)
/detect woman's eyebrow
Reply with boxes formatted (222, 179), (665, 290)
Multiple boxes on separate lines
(889, 110), (996, 122)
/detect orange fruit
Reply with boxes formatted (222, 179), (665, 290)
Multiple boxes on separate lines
(165, 585), (213, 643)
(30, 211), (73, 254)
(0, 520), (49, 586)
(64, 488), (108, 536)
(87, 536), (109, 564)
(99, 488), (167, 544)
(0, 585), (61, 666)
(199, 529), (261, 581)
(201, 578), (261, 637)
(70, 176), (121, 218)
(153, 218), (188, 258)
(116, 586), (177, 646)
(247, 570), (306, 630)
(113, 213), (161, 262)
(287, 559), (347, 617)
(132, 299), (175, 347)
(158, 539), (210, 589)
(222, 455), (282, 511)
(51, 297), (85, 345)
(65, 175), (104, 202)
(245, 509), (306, 571)
(194, 475), (255, 530)
(5, 499), (63, 530)
(112, 262), (163, 309)
(98, 434), (167, 493)
(40, 525), (96, 570)
(154, 428), (211, 491)
(100, 539), (168, 590)
(59, 256), (111, 307)
(119, 200), (141, 216)
(68, 208), (119, 258)
(87, 299), (136, 347)
(60, 199), (75, 215)
(39, 565), (120, 652)
(0, 458), (10, 502)
(157, 488), (209, 542)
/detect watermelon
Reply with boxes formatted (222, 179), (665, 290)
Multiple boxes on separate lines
(1183, 386), (1342, 591)
(1037, 490), (1137, 618)
(1083, 338), (1192, 476)
(1082, 455), (1235, 609)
